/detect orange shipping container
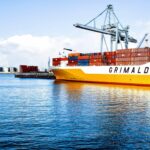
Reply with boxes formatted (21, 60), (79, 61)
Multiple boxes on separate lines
(116, 62), (131, 65)
(116, 49), (132, 54)
(89, 62), (102, 66)
(131, 52), (149, 57)
(116, 57), (131, 62)
(60, 57), (68, 61)
(131, 48), (150, 53)
(131, 56), (150, 62)
(116, 53), (131, 58)
(68, 53), (80, 57)
(104, 51), (116, 56)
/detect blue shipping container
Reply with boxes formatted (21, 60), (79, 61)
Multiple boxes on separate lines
(78, 63), (89, 66)
(68, 56), (78, 60)
(78, 59), (89, 63)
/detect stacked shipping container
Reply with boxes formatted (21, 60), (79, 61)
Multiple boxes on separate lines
(53, 57), (68, 66)
(116, 48), (150, 65)
(116, 49), (131, 65)
(104, 52), (116, 65)
(68, 54), (78, 66)
(78, 55), (89, 66)
(68, 52), (103, 66)
(89, 53), (102, 66)
(20, 65), (38, 73)
(52, 48), (150, 67)
(130, 48), (150, 65)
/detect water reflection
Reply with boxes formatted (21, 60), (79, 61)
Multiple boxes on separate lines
(1, 75), (150, 149)
(53, 81), (150, 149)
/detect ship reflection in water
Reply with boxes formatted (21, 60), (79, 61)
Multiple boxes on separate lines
(54, 81), (150, 149)
(0, 75), (150, 149)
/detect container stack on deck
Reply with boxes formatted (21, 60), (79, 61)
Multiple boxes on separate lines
(130, 48), (150, 65)
(68, 53), (79, 66)
(78, 54), (89, 66)
(89, 53), (102, 66)
(116, 48), (150, 65)
(116, 49), (131, 65)
(53, 58), (68, 66)
(104, 51), (116, 65)
(52, 48), (150, 67)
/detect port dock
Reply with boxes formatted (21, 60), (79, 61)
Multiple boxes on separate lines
(15, 72), (55, 79)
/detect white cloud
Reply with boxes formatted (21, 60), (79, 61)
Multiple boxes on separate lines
(0, 33), (100, 69)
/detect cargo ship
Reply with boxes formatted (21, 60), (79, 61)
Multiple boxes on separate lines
(51, 4), (150, 86)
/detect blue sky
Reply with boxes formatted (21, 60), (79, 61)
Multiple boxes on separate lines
(0, 0), (149, 37)
(0, 0), (150, 68)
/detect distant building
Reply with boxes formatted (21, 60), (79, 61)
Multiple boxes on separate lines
(3, 67), (9, 73)
(0, 67), (3, 72)
(0, 67), (18, 73)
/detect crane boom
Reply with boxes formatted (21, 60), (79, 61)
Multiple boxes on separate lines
(74, 4), (137, 51)
(74, 23), (137, 43)
(74, 23), (114, 35)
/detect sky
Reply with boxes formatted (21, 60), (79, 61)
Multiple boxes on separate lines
(0, 0), (150, 68)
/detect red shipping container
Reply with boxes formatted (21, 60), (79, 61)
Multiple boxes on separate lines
(78, 56), (89, 60)
(89, 62), (102, 66)
(89, 59), (102, 63)
(53, 62), (60, 66)
(28, 66), (38, 72)
(68, 60), (78, 63)
(90, 55), (102, 59)
(20, 65), (29, 73)
(60, 57), (68, 61)
(107, 59), (116, 64)
(67, 62), (78, 66)
(53, 58), (61, 61)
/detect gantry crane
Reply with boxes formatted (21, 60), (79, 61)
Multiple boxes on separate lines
(74, 4), (137, 52)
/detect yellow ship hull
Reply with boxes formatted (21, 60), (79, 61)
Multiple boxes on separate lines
(52, 64), (150, 86)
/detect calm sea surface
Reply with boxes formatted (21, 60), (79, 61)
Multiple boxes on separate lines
(0, 74), (150, 149)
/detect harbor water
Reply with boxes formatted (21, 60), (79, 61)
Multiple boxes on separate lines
(0, 74), (150, 149)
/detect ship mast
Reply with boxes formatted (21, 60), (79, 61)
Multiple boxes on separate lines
(74, 4), (137, 52)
